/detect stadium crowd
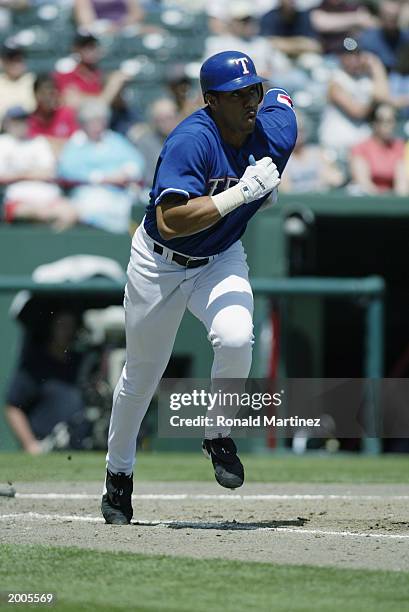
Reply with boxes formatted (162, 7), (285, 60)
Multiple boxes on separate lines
(0, 0), (408, 233)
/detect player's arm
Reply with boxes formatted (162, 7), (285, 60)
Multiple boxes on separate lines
(310, 7), (377, 33)
(156, 195), (220, 240)
(268, 36), (321, 57)
(258, 89), (298, 175)
(394, 159), (409, 196)
(156, 157), (280, 240)
(328, 81), (371, 120)
(349, 153), (378, 194)
(4, 369), (43, 455)
(5, 404), (42, 455)
(73, 0), (97, 28)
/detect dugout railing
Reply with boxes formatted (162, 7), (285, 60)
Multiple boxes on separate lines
(251, 276), (385, 455)
(0, 275), (385, 454)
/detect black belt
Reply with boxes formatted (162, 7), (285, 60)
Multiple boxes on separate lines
(153, 242), (210, 268)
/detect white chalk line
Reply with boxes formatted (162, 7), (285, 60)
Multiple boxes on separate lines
(13, 493), (409, 501)
(1, 512), (104, 523)
(0, 512), (408, 540)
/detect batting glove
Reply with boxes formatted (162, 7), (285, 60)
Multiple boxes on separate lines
(239, 156), (280, 203)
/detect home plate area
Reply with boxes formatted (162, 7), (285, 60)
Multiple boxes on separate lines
(1, 481), (408, 572)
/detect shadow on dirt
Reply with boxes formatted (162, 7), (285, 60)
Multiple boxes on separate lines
(133, 517), (309, 530)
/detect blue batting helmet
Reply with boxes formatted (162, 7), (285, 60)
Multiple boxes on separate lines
(200, 51), (266, 97)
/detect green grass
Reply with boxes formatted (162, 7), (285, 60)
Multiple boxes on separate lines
(0, 544), (408, 612)
(0, 451), (408, 484)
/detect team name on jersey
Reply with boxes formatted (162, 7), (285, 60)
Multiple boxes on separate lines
(208, 176), (239, 196)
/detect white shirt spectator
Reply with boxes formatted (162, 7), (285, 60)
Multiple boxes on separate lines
(0, 133), (55, 178)
(0, 72), (35, 121)
(206, 0), (275, 19)
(319, 68), (373, 153)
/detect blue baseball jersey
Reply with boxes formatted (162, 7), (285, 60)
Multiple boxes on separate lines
(143, 88), (297, 257)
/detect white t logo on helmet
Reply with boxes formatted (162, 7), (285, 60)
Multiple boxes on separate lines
(233, 57), (250, 75)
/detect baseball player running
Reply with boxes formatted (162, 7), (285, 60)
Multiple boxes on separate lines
(101, 50), (297, 524)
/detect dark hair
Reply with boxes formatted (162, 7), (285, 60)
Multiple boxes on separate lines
(33, 73), (55, 94)
(1, 41), (24, 59)
(73, 30), (98, 48)
(22, 306), (83, 347)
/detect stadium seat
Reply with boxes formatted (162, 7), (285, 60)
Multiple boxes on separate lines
(12, 3), (73, 30)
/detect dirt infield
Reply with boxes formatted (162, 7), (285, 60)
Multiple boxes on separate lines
(1, 481), (408, 572)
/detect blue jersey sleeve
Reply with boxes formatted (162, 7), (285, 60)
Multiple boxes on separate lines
(257, 88), (298, 174)
(152, 132), (209, 206)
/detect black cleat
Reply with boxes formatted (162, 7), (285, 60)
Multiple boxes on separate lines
(101, 470), (133, 525)
(202, 437), (244, 489)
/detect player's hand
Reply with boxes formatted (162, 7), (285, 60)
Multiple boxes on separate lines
(239, 156), (280, 203)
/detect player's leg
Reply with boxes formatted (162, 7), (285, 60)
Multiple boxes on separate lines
(187, 239), (253, 381)
(102, 227), (188, 523)
(106, 280), (186, 473)
(187, 240), (253, 488)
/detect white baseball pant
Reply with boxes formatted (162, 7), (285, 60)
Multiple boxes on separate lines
(106, 224), (254, 475)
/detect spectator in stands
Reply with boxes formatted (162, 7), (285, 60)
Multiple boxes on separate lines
(358, 0), (409, 72)
(0, 105), (76, 229)
(319, 40), (390, 157)
(58, 100), (145, 233)
(0, 106), (55, 181)
(280, 110), (344, 192)
(206, 0), (273, 34)
(311, 0), (378, 56)
(165, 64), (200, 119)
(54, 31), (129, 111)
(28, 74), (79, 154)
(74, 0), (145, 34)
(349, 103), (408, 195)
(203, 1), (293, 78)
(260, 0), (322, 58)
(5, 310), (90, 454)
(389, 42), (409, 118)
(109, 87), (141, 135)
(0, 41), (35, 121)
(129, 97), (179, 186)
